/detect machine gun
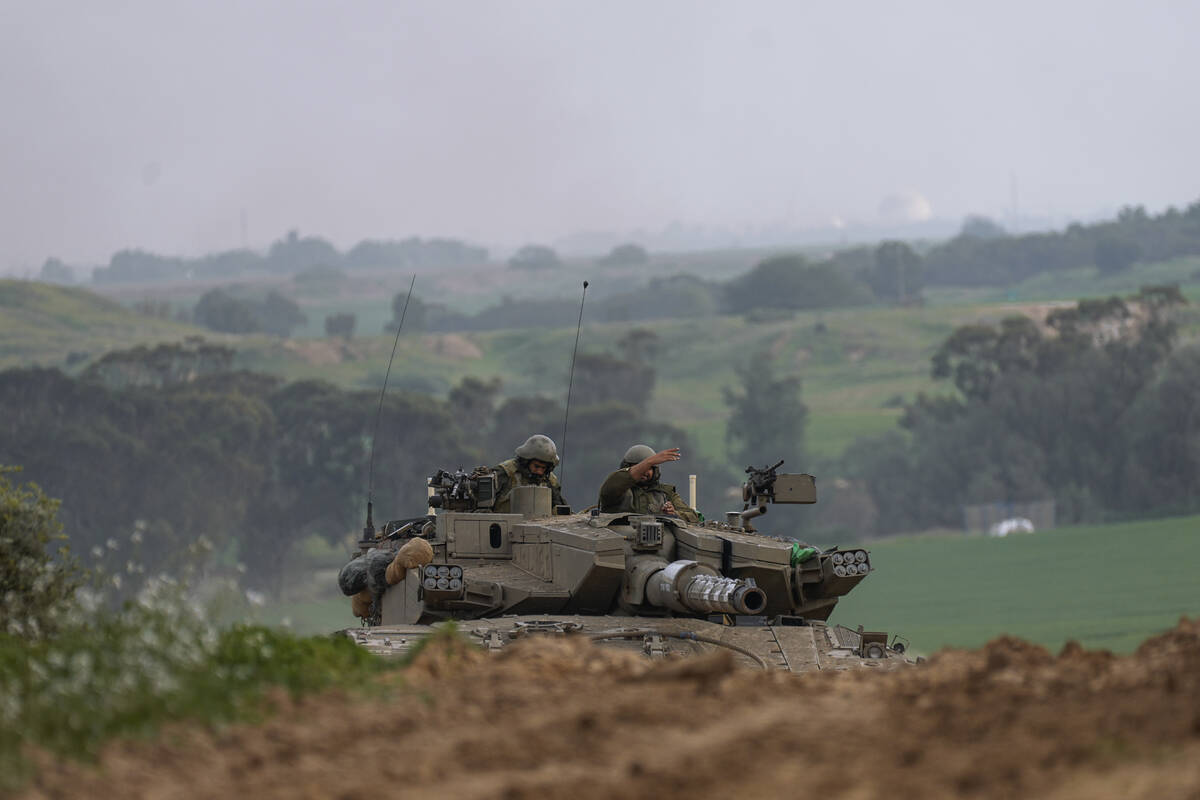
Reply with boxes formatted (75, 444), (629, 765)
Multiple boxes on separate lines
(427, 467), (497, 512)
(732, 460), (817, 532)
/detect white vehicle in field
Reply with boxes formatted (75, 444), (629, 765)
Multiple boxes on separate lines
(988, 517), (1035, 537)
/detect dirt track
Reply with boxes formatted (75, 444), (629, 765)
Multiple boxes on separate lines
(23, 618), (1200, 800)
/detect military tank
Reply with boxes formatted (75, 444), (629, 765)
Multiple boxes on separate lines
(338, 461), (913, 672)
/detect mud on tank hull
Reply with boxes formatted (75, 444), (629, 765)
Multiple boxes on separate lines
(344, 615), (913, 672)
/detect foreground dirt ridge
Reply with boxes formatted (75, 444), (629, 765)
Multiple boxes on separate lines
(23, 619), (1200, 800)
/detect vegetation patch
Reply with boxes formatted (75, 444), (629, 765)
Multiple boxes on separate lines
(0, 597), (399, 791)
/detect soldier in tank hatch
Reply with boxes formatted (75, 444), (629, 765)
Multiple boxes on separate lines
(598, 444), (700, 523)
(491, 434), (567, 513)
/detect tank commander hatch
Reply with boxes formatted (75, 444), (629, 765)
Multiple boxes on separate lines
(492, 434), (567, 513)
(598, 444), (700, 523)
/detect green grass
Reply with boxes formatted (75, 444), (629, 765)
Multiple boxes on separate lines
(0, 280), (199, 370)
(829, 514), (1200, 656)
(0, 599), (397, 790)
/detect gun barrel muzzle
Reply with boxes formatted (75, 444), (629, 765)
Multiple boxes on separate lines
(644, 560), (768, 616)
(681, 573), (767, 615)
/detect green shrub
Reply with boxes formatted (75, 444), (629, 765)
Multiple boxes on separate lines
(0, 467), (82, 639)
(0, 590), (393, 790)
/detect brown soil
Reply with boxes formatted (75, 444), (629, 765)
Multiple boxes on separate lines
(421, 333), (483, 360)
(279, 339), (353, 366)
(22, 618), (1200, 800)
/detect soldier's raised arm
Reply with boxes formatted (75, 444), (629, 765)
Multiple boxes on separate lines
(629, 447), (681, 482)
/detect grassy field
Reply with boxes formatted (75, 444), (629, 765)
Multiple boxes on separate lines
(0, 280), (198, 370)
(8, 263), (1200, 465)
(830, 513), (1200, 656)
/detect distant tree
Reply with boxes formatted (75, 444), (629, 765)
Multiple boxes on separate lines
(863, 241), (923, 303)
(82, 340), (236, 390)
(930, 315), (1044, 402)
(508, 244), (561, 271)
(843, 287), (1191, 534)
(93, 249), (186, 284)
(254, 291), (307, 337)
(265, 230), (341, 274)
(489, 396), (563, 456)
(598, 243), (649, 266)
(324, 312), (356, 340)
(573, 353), (656, 412)
(0, 467), (83, 638)
(725, 255), (873, 312)
(598, 275), (720, 322)
(345, 238), (488, 269)
(959, 215), (1007, 239)
(193, 289), (259, 334)
(447, 376), (502, 428)
(38, 258), (74, 284)
(723, 352), (807, 470)
(1094, 237), (1142, 274)
(386, 291), (428, 332)
(617, 328), (661, 364)
(192, 249), (263, 279)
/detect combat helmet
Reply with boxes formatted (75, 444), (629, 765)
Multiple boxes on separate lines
(515, 434), (560, 466)
(621, 444), (656, 467)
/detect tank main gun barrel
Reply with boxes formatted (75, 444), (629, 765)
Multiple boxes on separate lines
(643, 560), (767, 616)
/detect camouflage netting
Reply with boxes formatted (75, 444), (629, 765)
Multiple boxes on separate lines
(337, 549), (393, 597)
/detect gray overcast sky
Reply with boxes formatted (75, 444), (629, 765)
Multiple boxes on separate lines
(2, 0), (1199, 270)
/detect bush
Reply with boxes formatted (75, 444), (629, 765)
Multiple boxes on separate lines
(0, 577), (397, 790)
(725, 255), (873, 312)
(508, 244), (561, 270)
(0, 467), (82, 639)
(598, 243), (649, 266)
(325, 312), (357, 339)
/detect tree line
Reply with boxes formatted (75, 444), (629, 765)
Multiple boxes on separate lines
(0, 333), (803, 592)
(834, 286), (1199, 535)
(81, 231), (489, 285)
(923, 203), (1200, 286)
(386, 201), (1200, 333)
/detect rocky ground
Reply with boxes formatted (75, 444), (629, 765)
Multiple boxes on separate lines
(21, 618), (1200, 800)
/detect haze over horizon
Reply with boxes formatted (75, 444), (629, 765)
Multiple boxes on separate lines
(3, 0), (1198, 273)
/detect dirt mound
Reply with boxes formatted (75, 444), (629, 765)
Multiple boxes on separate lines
(20, 619), (1200, 800)
(421, 333), (482, 360)
(278, 339), (353, 365)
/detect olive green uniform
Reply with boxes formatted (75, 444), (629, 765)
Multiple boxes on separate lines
(492, 458), (565, 513)
(598, 468), (700, 523)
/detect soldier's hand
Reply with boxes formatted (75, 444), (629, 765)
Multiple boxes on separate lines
(662, 500), (677, 514)
(646, 447), (681, 467)
(630, 447), (682, 482)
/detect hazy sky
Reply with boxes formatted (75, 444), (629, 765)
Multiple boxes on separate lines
(3, 0), (1198, 270)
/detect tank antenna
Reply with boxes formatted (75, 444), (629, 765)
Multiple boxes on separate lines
(559, 280), (589, 487)
(364, 273), (417, 538)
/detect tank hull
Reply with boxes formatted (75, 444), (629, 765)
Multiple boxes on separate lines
(343, 615), (913, 672)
